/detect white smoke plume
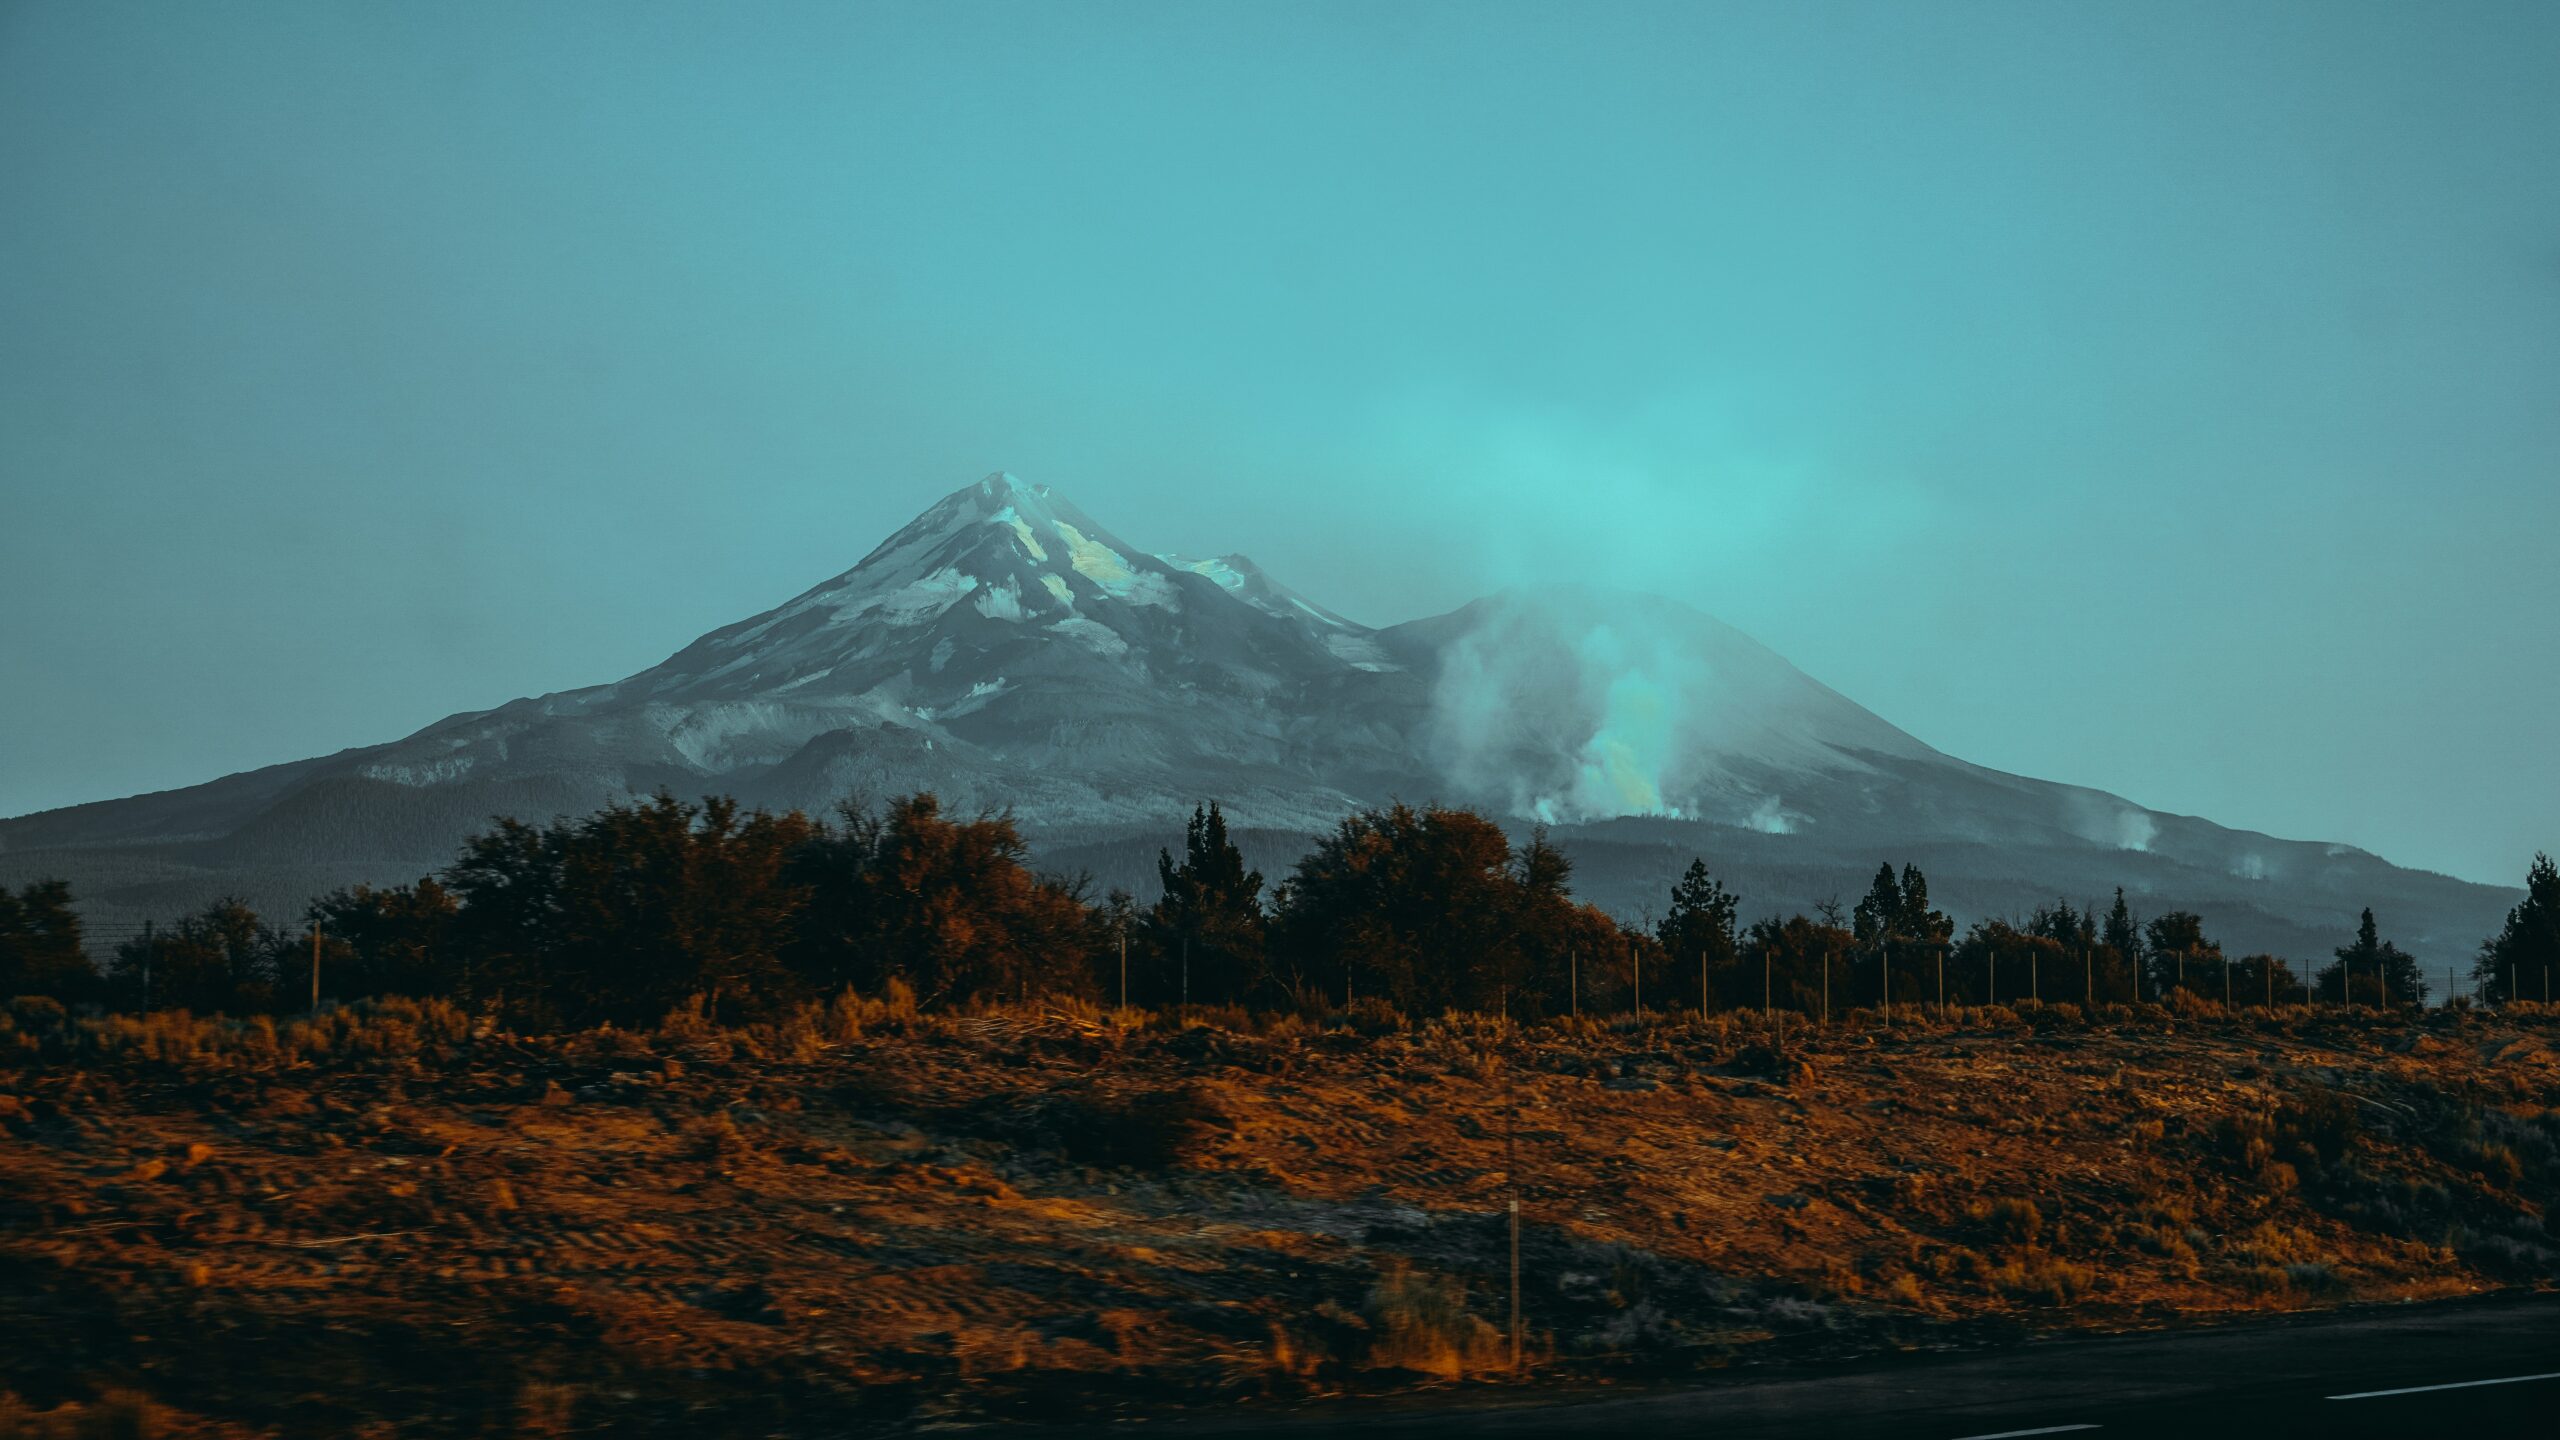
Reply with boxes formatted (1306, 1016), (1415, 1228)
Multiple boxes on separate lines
(1423, 589), (1802, 825)
(2061, 791), (2161, 853)
(1427, 593), (1711, 824)
(1421, 588), (1923, 829)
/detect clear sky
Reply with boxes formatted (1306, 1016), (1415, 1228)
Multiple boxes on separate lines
(2, 1), (2554, 885)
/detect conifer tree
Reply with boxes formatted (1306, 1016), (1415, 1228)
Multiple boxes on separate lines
(1149, 802), (1267, 1005)
(1852, 863), (1903, 946)
(1850, 861), (1948, 1008)
(2474, 853), (2560, 1005)
(1897, 863), (1953, 944)
(2103, 888), (2141, 959)
(1658, 858), (1741, 1002)
(2317, 908), (2423, 1005)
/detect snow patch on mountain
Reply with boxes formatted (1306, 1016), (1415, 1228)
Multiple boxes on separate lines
(990, 505), (1049, 562)
(1161, 551), (1357, 631)
(873, 567), (978, 625)
(1049, 616), (1130, 657)
(358, 756), (476, 786)
(1323, 633), (1402, 672)
(944, 677), (1012, 717)
(663, 702), (816, 769)
(1059, 521), (1178, 608)
(1167, 554), (1252, 594)
(974, 578), (1027, 621)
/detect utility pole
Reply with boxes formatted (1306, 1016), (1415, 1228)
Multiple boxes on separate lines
(2031, 950), (2040, 1005)
(1505, 1028), (1522, 1374)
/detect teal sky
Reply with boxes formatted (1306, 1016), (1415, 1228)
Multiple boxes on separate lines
(2, 1), (2554, 885)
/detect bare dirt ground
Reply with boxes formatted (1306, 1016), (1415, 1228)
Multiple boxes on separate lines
(3, 995), (2557, 1436)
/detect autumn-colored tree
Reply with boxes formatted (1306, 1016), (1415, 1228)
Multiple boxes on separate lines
(446, 793), (818, 1024)
(785, 793), (1092, 1009)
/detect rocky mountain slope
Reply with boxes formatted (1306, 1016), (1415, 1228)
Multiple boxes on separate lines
(0, 474), (2521, 964)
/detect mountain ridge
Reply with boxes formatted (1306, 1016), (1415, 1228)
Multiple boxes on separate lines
(0, 473), (2522, 968)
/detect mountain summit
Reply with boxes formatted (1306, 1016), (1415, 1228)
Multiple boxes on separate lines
(0, 473), (2518, 961)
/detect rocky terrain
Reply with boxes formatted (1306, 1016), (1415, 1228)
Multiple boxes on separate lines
(5, 993), (2558, 1436)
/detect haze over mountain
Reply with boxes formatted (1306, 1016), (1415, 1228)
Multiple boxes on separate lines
(0, 475), (2517, 966)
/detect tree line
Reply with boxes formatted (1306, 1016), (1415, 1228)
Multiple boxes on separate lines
(4, 792), (2557, 1025)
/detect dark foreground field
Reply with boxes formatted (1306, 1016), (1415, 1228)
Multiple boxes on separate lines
(3, 994), (2557, 1436)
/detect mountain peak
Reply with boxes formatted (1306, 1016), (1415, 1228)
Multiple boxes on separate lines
(970, 470), (1048, 507)
(620, 473), (1401, 711)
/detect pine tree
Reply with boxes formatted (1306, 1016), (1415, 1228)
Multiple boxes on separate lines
(1852, 863), (1903, 945)
(2103, 888), (2140, 958)
(2474, 853), (2560, 1005)
(1149, 802), (1267, 1005)
(1896, 863), (1952, 943)
(1658, 858), (1741, 1003)
(2322, 908), (2425, 1006)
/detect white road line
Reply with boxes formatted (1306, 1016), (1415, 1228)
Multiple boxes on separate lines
(1948, 1426), (2100, 1440)
(2328, 1370), (2560, 1400)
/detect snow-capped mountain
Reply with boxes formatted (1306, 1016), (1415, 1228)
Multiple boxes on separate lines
(0, 473), (2522, 963)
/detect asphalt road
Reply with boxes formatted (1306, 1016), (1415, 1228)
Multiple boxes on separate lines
(1171, 1293), (2560, 1439)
